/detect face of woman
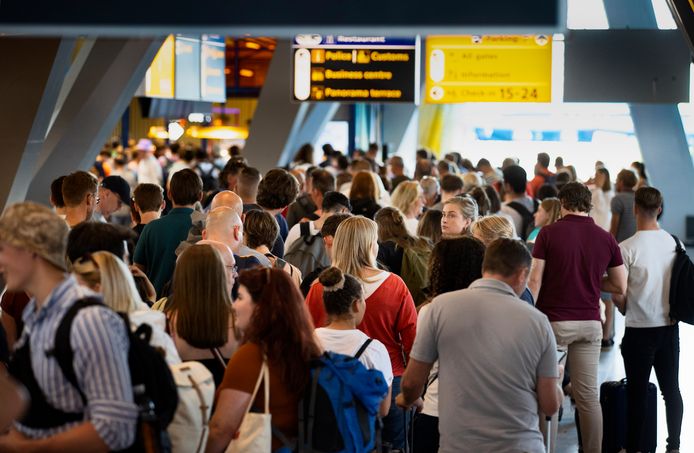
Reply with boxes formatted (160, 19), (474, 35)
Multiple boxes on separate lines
(534, 206), (549, 228)
(594, 172), (605, 188)
(441, 204), (469, 237)
(234, 284), (256, 332)
(411, 189), (425, 217)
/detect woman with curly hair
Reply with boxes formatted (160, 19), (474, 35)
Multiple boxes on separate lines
(413, 236), (486, 452)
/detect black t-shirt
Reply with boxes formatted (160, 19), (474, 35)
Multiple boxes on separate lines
(377, 241), (404, 276)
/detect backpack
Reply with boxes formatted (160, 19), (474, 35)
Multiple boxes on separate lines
(53, 297), (179, 452)
(401, 247), (431, 307)
(507, 200), (538, 241)
(298, 341), (388, 453)
(268, 253), (303, 288)
(195, 163), (220, 193)
(168, 361), (216, 453)
(669, 234), (694, 324)
(284, 222), (330, 277)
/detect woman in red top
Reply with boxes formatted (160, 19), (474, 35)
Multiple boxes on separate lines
(305, 215), (417, 449)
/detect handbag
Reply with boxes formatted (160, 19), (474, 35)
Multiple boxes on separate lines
(225, 359), (272, 453)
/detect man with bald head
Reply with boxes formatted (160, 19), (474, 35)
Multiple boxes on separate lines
(196, 239), (237, 295)
(209, 190), (243, 215)
(203, 207), (268, 268)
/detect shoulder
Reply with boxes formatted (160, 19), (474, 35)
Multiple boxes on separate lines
(229, 342), (263, 365)
(70, 305), (129, 345)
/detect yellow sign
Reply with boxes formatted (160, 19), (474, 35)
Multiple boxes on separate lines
(425, 35), (552, 103)
(145, 35), (175, 99)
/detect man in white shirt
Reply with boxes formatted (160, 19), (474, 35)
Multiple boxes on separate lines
(614, 187), (683, 453)
(284, 192), (351, 251)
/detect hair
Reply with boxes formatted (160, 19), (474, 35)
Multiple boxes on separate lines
(477, 158), (491, 169)
(540, 198), (562, 225)
(257, 168), (300, 209)
(66, 222), (135, 266)
(419, 176), (439, 199)
(437, 160), (454, 175)
(349, 171), (377, 201)
(243, 209), (279, 249)
(72, 251), (142, 313)
(389, 156), (404, 168)
(428, 237), (485, 299)
(440, 174), (464, 193)
(462, 172), (483, 192)
(350, 159), (372, 173)
(537, 152), (550, 168)
(467, 186), (491, 216)
(50, 176), (66, 208)
(555, 156), (564, 167)
(482, 238), (531, 277)
(238, 268), (321, 390)
(321, 213), (352, 237)
(166, 244), (233, 348)
(484, 186), (502, 213)
(631, 161), (647, 180)
(558, 182), (592, 213)
(617, 169), (638, 190)
(133, 183), (164, 213)
(596, 167), (612, 192)
(502, 165), (527, 194)
(319, 267), (363, 319)
(374, 207), (430, 251)
(62, 171), (98, 207)
(321, 191), (351, 213)
(311, 169), (336, 195)
(390, 181), (422, 217)
(236, 166), (261, 199)
(537, 183), (559, 200)
(170, 169), (202, 205)
(417, 209), (443, 244)
(635, 187), (663, 218)
(555, 172), (571, 190)
(414, 159), (435, 180)
(219, 157), (247, 189)
(471, 215), (514, 246)
(332, 216), (379, 281)
(443, 195), (479, 230)
(294, 143), (314, 165)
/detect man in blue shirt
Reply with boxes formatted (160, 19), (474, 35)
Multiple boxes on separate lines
(0, 202), (137, 451)
(134, 169), (203, 297)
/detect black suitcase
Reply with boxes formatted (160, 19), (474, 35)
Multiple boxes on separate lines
(600, 379), (657, 453)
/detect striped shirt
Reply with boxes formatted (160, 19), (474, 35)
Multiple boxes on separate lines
(15, 276), (137, 450)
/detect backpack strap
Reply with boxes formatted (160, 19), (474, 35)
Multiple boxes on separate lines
(48, 297), (105, 405)
(210, 347), (227, 369)
(672, 234), (685, 253)
(300, 222), (310, 238)
(354, 338), (373, 359)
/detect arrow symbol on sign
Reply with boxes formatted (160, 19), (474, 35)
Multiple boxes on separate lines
(168, 122), (185, 141)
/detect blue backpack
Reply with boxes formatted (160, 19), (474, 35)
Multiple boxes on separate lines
(297, 339), (388, 453)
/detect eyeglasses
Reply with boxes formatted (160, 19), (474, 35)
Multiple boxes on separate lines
(226, 264), (239, 279)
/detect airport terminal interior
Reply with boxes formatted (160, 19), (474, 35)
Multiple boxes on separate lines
(1, 0), (693, 452)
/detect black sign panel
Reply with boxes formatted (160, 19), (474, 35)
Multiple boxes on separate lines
(293, 36), (419, 103)
(666, 0), (694, 55)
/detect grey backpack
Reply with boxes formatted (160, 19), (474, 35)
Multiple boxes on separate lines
(284, 222), (330, 277)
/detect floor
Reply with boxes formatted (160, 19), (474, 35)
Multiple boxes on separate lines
(555, 314), (694, 452)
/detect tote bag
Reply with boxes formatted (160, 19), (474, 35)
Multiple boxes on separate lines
(225, 360), (271, 453)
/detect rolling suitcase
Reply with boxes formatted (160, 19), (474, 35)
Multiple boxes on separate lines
(600, 379), (657, 453)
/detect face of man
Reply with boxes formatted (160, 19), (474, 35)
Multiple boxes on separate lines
(0, 242), (36, 292)
(98, 188), (121, 217)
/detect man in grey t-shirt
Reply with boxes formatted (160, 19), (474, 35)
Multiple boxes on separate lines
(397, 239), (562, 453)
(610, 169), (638, 243)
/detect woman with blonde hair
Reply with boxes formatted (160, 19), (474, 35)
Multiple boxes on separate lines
(305, 216), (417, 449)
(72, 251), (181, 364)
(391, 181), (425, 236)
(441, 195), (479, 238)
(470, 215), (515, 245)
(349, 171), (381, 219)
(165, 244), (239, 385)
(526, 197), (562, 245)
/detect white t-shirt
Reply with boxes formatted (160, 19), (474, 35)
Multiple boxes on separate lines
(418, 304), (440, 418)
(404, 217), (419, 237)
(362, 270), (390, 299)
(620, 229), (678, 328)
(285, 221), (320, 251)
(315, 328), (394, 386)
(590, 188), (614, 232)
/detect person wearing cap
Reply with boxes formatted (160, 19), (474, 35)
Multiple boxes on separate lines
(284, 191), (352, 251)
(98, 175), (131, 225)
(135, 138), (163, 186)
(0, 202), (137, 452)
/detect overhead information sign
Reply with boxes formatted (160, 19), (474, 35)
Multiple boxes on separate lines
(292, 35), (420, 103)
(145, 35), (175, 99)
(175, 35), (201, 101)
(201, 34), (227, 103)
(425, 35), (552, 103)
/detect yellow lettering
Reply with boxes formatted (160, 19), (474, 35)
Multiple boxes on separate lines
(370, 52), (409, 62)
(325, 51), (353, 61)
(369, 89), (402, 98)
(325, 69), (363, 80)
(363, 71), (393, 80)
(325, 88), (370, 98)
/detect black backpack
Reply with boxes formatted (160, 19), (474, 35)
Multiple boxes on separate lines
(669, 234), (694, 324)
(52, 297), (178, 452)
(506, 200), (538, 241)
(195, 163), (220, 193)
(284, 222), (330, 277)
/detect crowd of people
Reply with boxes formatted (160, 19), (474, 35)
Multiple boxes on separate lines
(0, 138), (684, 453)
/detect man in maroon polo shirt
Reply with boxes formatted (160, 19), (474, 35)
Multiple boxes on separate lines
(528, 182), (627, 453)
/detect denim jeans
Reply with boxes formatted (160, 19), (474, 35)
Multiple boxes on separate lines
(621, 325), (683, 452)
(382, 376), (411, 449)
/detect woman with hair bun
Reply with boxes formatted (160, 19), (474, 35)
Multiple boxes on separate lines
(315, 267), (393, 416)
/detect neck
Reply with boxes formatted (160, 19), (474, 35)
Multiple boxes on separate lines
(139, 211), (160, 224)
(441, 192), (457, 203)
(30, 265), (67, 309)
(326, 318), (358, 330)
(637, 217), (659, 231)
(171, 203), (194, 209)
(505, 192), (524, 202)
(65, 205), (89, 227)
(263, 208), (282, 216)
(482, 272), (522, 296)
(240, 194), (256, 204)
(255, 244), (271, 254)
(562, 209), (589, 217)
(54, 207), (66, 216)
